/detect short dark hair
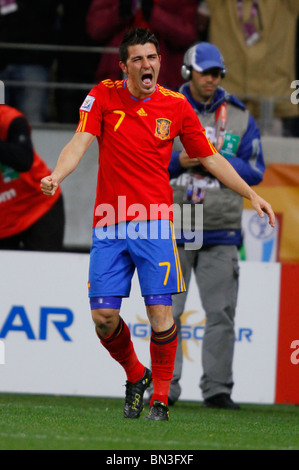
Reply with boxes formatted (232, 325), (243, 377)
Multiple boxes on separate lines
(119, 27), (160, 64)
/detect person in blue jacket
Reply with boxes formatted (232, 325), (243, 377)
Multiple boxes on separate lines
(164, 42), (265, 409)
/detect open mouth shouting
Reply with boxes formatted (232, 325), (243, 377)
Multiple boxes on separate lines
(141, 72), (154, 88)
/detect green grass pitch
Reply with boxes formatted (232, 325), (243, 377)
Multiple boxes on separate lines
(0, 393), (298, 450)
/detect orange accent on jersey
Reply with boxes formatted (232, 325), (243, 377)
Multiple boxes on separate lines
(158, 85), (185, 100)
(81, 112), (88, 132)
(76, 112), (83, 132)
(207, 140), (218, 154)
(170, 222), (185, 293)
(203, 130), (218, 154)
(102, 79), (115, 88)
(76, 111), (89, 133)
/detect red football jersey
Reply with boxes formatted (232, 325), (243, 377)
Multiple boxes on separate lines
(76, 79), (217, 227)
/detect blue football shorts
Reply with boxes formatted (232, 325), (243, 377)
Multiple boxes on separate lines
(88, 220), (186, 298)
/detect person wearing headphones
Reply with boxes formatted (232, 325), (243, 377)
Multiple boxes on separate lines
(165, 42), (266, 409)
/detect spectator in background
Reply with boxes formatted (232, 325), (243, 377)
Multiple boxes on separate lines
(54, 0), (100, 124)
(86, 0), (199, 90)
(200, 0), (299, 136)
(159, 42), (266, 409)
(197, 0), (210, 41)
(0, 105), (64, 251)
(0, 0), (60, 123)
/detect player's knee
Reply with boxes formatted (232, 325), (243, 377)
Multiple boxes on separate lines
(146, 304), (174, 332)
(90, 297), (121, 332)
(91, 308), (111, 325)
(91, 308), (119, 335)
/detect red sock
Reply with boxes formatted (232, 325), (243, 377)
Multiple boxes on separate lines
(150, 323), (178, 407)
(98, 317), (145, 383)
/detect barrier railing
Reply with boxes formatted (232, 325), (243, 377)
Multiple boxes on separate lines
(0, 42), (296, 134)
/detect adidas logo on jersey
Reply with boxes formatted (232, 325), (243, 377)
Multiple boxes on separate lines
(137, 108), (148, 116)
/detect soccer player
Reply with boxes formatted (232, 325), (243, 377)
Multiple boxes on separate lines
(40, 27), (275, 421)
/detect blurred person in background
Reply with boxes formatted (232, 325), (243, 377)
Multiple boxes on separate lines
(153, 42), (266, 410)
(86, 0), (199, 90)
(54, 0), (99, 124)
(0, 0), (60, 123)
(0, 105), (64, 250)
(198, 0), (299, 137)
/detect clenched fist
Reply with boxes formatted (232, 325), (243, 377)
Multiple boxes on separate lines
(40, 175), (59, 196)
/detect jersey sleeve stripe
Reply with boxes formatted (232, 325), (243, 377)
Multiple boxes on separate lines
(203, 131), (218, 154)
(76, 111), (83, 132)
(81, 112), (89, 132)
(76, 111), (89, 133)
(207, 139), (218, 154)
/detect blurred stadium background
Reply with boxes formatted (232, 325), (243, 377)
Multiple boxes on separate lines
(0, 5), (299, 449)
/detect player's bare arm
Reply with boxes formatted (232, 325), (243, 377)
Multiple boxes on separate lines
(197, 152), (275, 228)
(41, 132), (96, 196)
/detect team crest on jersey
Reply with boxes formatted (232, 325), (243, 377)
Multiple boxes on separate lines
(80, 95), (95, 112)
(155, 118), (171, 140)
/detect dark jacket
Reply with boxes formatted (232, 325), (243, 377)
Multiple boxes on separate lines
(0, 0), (60, 69)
